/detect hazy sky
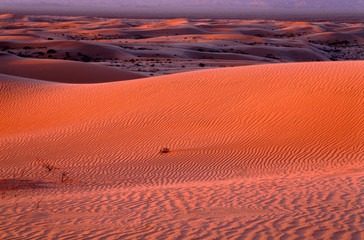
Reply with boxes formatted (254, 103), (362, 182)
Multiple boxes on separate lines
(1, 0), (364, 9)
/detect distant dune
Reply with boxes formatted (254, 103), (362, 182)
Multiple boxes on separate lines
(0, 60), (363, 239)
(0, 15), (363, 76)
(0, 53), (144, 83)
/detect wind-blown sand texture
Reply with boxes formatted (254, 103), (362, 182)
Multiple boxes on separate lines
(1, 59), (363, 239)
(0, 14), (363, 77)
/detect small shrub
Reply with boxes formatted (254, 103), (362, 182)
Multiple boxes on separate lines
(160, 147), (170, 154)
(36, 158), (57, 171)
(61, 172), (69, 183)
(42, 162), (57, 171)
(47, 49), (56, 54)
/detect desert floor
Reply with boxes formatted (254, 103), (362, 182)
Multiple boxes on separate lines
(0, 14), (363, 77)
(0, 14), (363, 239)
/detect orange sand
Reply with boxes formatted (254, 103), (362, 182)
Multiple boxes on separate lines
(0, 60), (363, 239)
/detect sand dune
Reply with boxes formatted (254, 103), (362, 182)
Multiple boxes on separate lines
(0, 40), (134, 60)
(280, 25), (325, 34)
(1, 14), (363, 239)
(0, 13), (23, 21)
(0, 61), (363, 239)
(126, 26), (208, 37)
(239, 45), (330, 61)
(0, 53), (144, 83)
(0, 35), (41, 42)
(137, 18), (192, 28)
(301, 32), (364, 44)
(198, 34), (266, 43)
(1, 16), (363, 77)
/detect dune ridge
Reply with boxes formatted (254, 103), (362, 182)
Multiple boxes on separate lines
(0, 60), (363, 239)
(1, 15), (363, 77)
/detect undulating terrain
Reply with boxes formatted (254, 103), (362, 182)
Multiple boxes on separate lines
(0, 14), (363, 77)
(0, 14), (363, 239)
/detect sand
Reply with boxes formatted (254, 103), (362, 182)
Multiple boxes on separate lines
(0, 15), (363, 77)
(1, 59), (363, 239)
(0, 53), (144, 83)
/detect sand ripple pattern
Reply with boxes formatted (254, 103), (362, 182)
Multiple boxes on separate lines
(0, 61), (363, 239)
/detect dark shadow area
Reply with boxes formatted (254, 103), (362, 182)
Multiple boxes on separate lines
(0, 178), (52, 191)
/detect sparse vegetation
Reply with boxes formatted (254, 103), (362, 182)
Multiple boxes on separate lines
(160, 147), (171, 153)
(36, 158), (58, 171)
(0, 18), (362, 77)
(42, 162), (57, 171)
(36, 198), (43, 209)
(61, 172), (69, 183)
(47, 49), (57, 54)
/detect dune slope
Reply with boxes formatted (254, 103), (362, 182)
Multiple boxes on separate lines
(1, 16), (364, 76)
(0, 61), (363, 239)
(0, 53), (144, 83)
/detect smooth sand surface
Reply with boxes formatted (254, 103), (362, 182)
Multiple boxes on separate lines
(1, 61), (363, 239)
(0, 53), (144, 83)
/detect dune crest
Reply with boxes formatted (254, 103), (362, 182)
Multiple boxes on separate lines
(0, 49), (363, 238)
(1, 16), (363, 77)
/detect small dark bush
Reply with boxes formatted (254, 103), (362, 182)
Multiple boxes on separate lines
(47, 49), (57, 54)
(160, 147), (170, 153)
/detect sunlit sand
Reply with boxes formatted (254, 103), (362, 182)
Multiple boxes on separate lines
(1, 14), (363, 239)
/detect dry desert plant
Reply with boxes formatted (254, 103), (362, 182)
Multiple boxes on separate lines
(36, 158), (58, 171)
(160, 147), (171, 154)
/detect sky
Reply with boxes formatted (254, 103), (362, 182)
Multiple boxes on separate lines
(1, 0), (364, 9)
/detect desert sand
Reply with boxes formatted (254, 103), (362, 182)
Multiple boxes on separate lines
(0, 52), (144, 83)
(0, 15), (363, 78)
(0, 14), (364, 239)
